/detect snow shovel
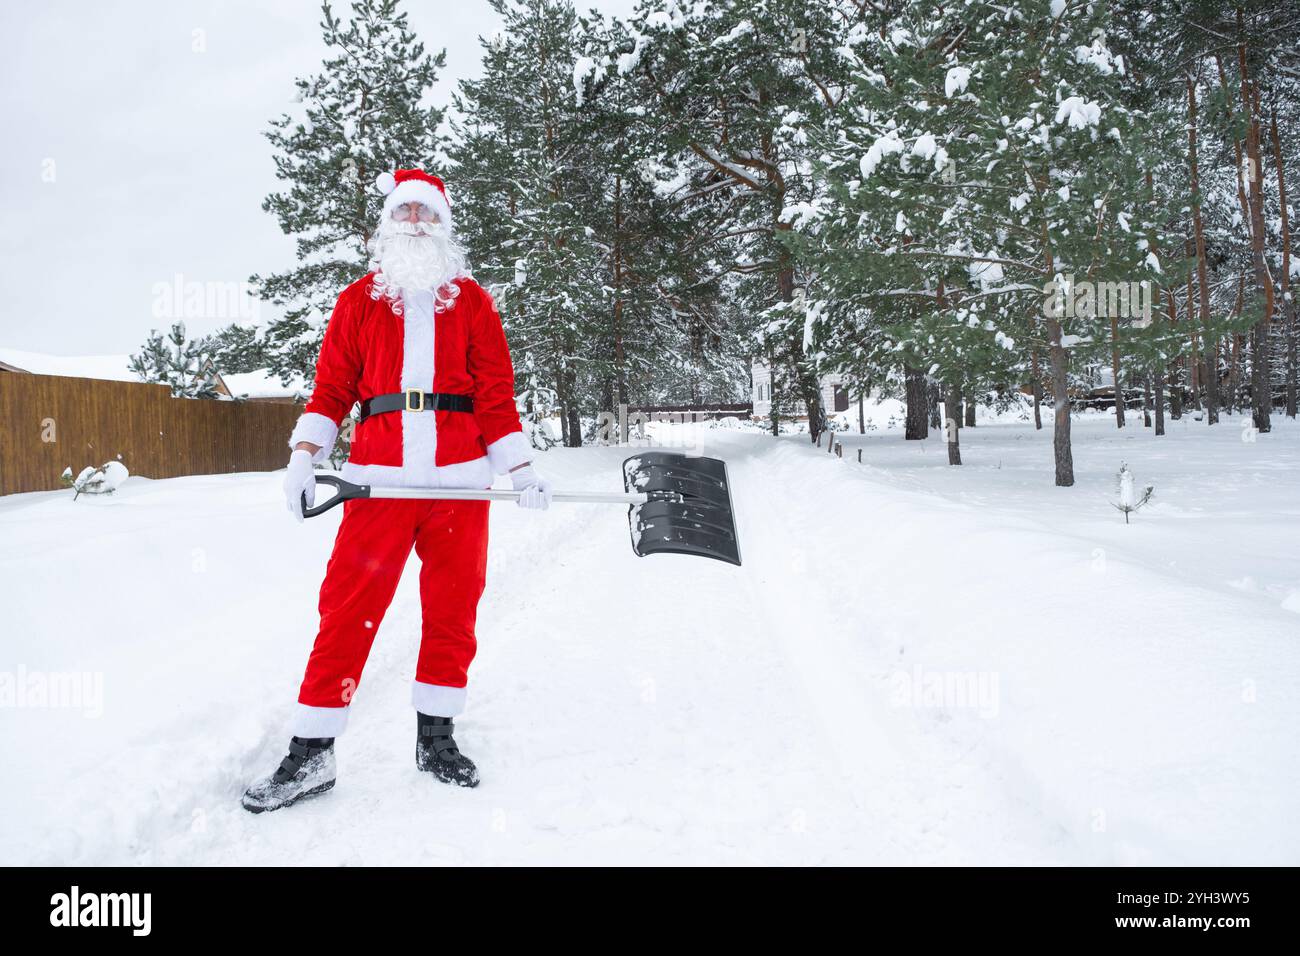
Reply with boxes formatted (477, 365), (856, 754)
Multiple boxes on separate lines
(301, 452), (742, 566)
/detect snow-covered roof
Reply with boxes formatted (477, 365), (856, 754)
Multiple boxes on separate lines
(0, 348), (138, 382)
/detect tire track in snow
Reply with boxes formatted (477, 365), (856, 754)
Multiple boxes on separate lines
(718, 431), (1088, 863)
(719, 433), (920, 860)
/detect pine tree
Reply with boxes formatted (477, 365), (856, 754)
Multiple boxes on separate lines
(788, 0), (1173, 485)
(129, 322), (223, 399)
(205, 324), (270, 376)
(620, 0), (859, 443)
(249, 0), (447, 384)
(449, 0), (605, 447)
(577, 8), (749, 413)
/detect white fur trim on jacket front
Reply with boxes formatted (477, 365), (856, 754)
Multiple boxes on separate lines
(411, 680), (468, 717)
(486, 430), (532, 475)
(400, 288), (438, 478)
(288, 412), (340, 464)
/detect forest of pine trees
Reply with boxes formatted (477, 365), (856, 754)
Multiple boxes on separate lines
(210, 0), (1299, 483)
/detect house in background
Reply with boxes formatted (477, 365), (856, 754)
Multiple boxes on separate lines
(0, 348), (306, 403)
(750, 358), (855, 421)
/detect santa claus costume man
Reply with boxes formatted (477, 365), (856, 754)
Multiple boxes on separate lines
(242, 169), (552, 812)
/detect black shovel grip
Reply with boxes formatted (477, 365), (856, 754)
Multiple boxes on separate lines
(302, 474), (370, 519)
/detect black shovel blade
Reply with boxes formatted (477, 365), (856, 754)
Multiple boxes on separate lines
(622, 453), (742, 566)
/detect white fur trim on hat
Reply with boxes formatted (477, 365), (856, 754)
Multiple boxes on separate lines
(379, 177), (453, 232)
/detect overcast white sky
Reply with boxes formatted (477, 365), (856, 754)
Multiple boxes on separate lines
(0, 0), (639, 355)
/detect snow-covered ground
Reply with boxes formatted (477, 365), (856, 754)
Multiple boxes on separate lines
(2, 409), (1298, 865)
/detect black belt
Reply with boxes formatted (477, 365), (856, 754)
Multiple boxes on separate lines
(358, 389), (475, 423)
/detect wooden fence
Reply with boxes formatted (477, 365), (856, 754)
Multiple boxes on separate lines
(0, 372), (304, 496)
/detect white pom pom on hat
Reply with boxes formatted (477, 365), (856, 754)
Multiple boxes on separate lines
(374, 168), (453, 231)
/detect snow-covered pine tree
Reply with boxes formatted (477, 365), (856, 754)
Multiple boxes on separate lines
(573, 9), (742, 413)
(587, 10), (759, 416)
(449, 0), (604, 447)
(249, 0), (447, 384)
(791, 0), (1170, 486)
(204, 324), (269, 377)
(1097, 3), (1203, 436)
(514, 353), (560, 451)
(62, 459), (129, 499)
(129, 322), (223, 399)
(619, 0), (858, 443)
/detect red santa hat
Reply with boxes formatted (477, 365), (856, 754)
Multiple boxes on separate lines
(375, 168), (454, 232)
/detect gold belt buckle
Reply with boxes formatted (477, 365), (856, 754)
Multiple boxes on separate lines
(404, 387), (425, 412)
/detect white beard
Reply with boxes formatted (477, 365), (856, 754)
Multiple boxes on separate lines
(371, 219), (457, 294)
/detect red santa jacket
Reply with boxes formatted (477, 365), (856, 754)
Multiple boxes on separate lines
(287, 273), (532, 489)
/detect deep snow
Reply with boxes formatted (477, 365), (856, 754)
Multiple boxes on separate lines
(1, 410), (1297, 865)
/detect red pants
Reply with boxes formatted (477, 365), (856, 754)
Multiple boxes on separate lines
(291, 497), (489, 738)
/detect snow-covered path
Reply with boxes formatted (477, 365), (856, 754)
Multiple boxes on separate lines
(3, 418), (1298, 865)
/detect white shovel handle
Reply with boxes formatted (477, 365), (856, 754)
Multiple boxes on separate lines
(368, 486), (649, 505)
(301, 474), (655, 518)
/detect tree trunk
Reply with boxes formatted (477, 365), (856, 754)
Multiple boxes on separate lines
(1169, 360), (1183, 420)
(1270, 108), (1297, 418)
(1229, 327), (1244, 412)
(945, 383), (962, 465)
(766, 345), (781, 436)
(566, 404), (582, 447)
(776, 249), (824, 443)
(1165, 241), (1183, 421)
(1187, 267), (1202, 410)
(1187, 76), (1220, 424)
(612, 172), (628, 410)
(964, 392), (976, 427)
(1143, 372), (1152, 427)
(1111, 313), (1124, 428)
(555, 352), (582, 448)
(1046, 315), (1074, 486)
(858, 393), (865, 434)
(904, 363), (929, 440)
(1030, 350), (1044, 430)
(928, 378), (942, 430)
(799, 363), (825, 444)
(600, 378), (614, 432)
(1154, 366), (1166, 435)
(1236, 25), (1273, 432)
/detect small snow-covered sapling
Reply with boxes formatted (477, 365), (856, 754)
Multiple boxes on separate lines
(1113, 462), (1154, 524)
(62, 459), (129, 500)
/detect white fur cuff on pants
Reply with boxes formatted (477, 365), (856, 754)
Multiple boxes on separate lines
(411, 681), (468, 717)
(290, 702), (350, 738)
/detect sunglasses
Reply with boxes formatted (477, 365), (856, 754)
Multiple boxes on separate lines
(390, 202), (439, 222)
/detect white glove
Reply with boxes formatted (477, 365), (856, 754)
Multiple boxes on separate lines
(284, 449), (316, 523)
(509, 464), (553, 510)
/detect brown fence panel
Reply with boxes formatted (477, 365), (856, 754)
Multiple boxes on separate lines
(0, 373), (304, 496)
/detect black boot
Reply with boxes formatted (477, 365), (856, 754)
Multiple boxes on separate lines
(241, 736), (336, 813)
(416, 713), (479, 788)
